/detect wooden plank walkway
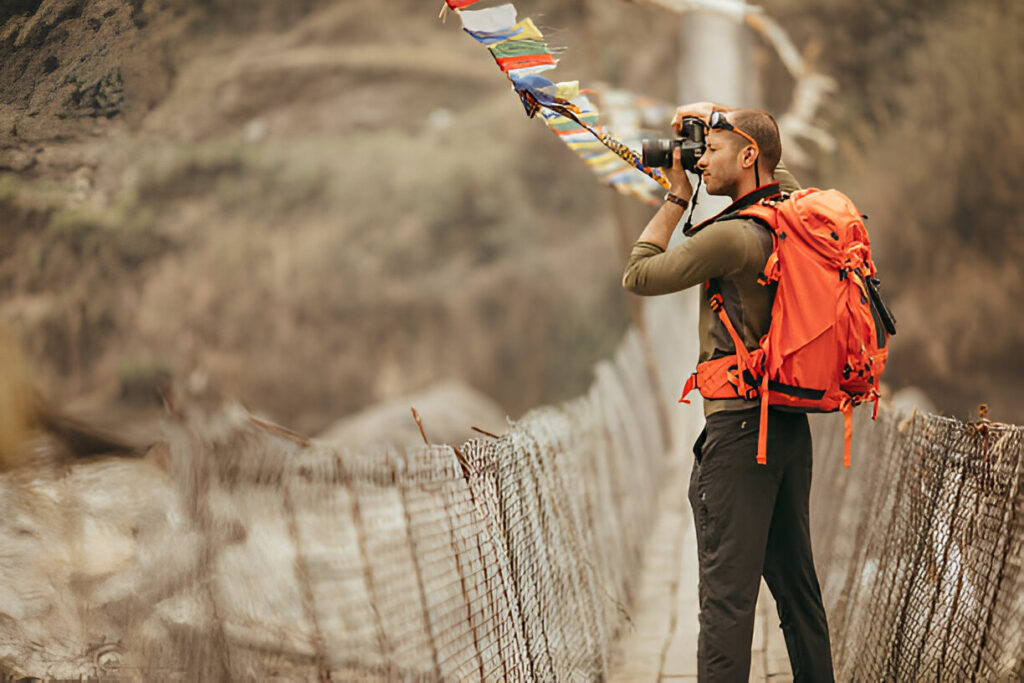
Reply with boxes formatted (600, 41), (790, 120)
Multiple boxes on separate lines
(608, 458), (793, 682)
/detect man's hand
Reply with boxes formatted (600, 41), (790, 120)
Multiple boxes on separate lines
(665, 147), (692, 201)
(631, 144), (691, 251)
(671, 101), (732, 131)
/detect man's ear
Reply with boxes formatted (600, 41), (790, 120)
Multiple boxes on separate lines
(742, 146), (758, 169)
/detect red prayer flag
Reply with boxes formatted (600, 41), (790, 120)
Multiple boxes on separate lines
(495, 53), (557, 72)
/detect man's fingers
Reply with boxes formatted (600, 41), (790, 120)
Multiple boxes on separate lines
(672, 101), (718, 131)
(665, 146), (692, 199)
(671, 111), (683, 132)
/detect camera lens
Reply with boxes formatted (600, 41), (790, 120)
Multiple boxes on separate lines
(642, 139), (676, 169)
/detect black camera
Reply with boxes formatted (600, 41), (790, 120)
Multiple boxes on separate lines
(641, 116), (706, 172)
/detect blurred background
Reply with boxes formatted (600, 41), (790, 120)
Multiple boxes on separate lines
(1, 0), (1021, 437)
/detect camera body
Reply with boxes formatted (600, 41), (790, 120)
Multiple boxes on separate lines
(641, 117), (706, 172)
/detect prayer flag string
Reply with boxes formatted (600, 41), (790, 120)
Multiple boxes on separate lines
(444, 1), (671, 204)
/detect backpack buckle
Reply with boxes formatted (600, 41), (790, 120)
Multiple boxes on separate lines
(709, 293), (724, 312)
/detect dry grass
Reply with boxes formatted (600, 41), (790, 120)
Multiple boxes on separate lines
(0, 326), (34, 470)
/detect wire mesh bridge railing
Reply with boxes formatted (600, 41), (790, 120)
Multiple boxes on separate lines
(1, 292), (1023, 680)
(811, 407), (1024, 680)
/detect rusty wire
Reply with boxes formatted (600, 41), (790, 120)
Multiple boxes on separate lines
(810, 408), (1024, 680)
(18, 327), (669, 680)
(3, 296), (1024, 679)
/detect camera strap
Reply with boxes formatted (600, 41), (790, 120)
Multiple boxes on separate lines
(681, 174), (703, 234)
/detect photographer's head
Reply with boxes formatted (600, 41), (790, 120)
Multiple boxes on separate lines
(697, 109), (781, 199)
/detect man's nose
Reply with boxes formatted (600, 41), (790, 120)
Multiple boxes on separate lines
(696, 151), (709, 170)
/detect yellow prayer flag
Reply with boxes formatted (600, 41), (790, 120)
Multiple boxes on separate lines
(507, 18), (544, 42)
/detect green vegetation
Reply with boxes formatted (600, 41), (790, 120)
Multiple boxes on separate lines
(118, 357), (172, 405)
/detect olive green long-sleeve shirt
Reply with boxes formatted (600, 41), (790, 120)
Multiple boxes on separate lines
(622, 170), (800, 416)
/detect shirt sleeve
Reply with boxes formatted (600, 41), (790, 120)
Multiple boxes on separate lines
(775, 159), (801, 193)
(622, 220), (752, 295)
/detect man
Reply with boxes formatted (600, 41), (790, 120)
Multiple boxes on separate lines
(622, 103), (834, 681)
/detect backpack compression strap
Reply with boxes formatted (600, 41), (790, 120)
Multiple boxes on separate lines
(758, 372), (769, 465)
(840, 396), (853, 467)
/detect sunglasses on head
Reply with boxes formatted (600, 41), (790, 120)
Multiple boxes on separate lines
(708, 111), (760, 154)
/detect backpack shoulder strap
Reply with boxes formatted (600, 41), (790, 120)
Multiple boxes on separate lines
(703, 279), (757, 399)
(734, 198), (784, 284)
(685, 182), (784, 236)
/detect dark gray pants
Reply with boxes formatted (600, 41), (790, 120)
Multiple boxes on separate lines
(689, 407), (834, 682)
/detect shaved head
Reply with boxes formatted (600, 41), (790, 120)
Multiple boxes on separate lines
(728, 109), (782, 177)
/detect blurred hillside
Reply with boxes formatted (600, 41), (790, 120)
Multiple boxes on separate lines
(0, 0), (681, 433)
(767, 0), (1024, 420)
(1, 0), (1021, 429)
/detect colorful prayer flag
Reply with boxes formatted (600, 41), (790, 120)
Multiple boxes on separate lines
(449, 2), (671, 203)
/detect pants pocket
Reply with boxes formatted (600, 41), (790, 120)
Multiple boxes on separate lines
(692, 426), (708, 465)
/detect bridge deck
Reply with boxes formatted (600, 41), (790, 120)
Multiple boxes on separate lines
(608, 458), (794, 682)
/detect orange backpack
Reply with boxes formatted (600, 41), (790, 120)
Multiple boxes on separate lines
(679, 187), (896, 466)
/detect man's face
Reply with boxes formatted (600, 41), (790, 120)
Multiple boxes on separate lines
(696, 129), (745, 197)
